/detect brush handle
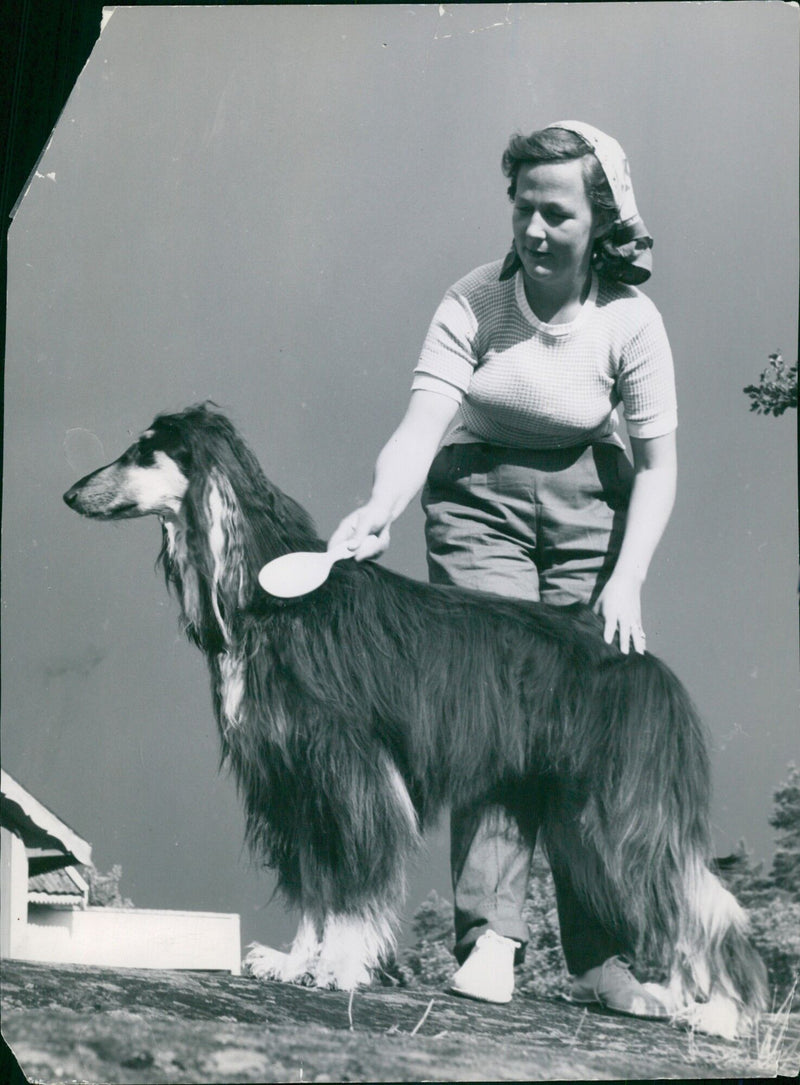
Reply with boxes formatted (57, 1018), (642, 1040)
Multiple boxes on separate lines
(258, 537), (379, 598)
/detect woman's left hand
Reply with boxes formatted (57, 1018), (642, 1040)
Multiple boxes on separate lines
(592, 432), (677, 657)
(593, 573), (646, 655)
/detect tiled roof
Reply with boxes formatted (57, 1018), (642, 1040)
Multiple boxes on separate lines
(1, 769), (92, 865)
(28, 866), (86, 903)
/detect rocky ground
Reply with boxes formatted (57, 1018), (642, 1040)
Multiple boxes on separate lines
(1, 959), (797, 1083)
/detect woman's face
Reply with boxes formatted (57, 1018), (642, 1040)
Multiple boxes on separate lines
(511, 158), (601, 298)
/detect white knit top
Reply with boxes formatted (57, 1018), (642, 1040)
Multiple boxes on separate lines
(412, 261), (677, 450)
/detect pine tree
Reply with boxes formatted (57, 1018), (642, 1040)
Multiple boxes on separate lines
(769, 763), (800, 900)
(714, 840), (772, 906)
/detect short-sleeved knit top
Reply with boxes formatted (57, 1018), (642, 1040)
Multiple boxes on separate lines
(411, 260), (677, 450)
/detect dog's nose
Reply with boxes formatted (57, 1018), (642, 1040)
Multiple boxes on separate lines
(63, 486), (80, 508)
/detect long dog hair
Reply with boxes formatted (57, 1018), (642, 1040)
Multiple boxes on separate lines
(63, 403), (767, 1037)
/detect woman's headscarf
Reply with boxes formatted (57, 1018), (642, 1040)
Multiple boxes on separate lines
(499, 120), (653, 286)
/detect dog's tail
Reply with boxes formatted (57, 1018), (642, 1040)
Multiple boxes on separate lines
(543, 651), (767, 1021)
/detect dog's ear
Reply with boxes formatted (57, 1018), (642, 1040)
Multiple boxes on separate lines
(179, 466), (243, 642)
(207, 468), (246, 641)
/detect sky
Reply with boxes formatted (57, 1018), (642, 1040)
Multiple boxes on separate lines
(3, 3), (798, 956)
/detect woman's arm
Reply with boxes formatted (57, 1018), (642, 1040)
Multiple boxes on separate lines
(329, 388), (460, 560)
(594, 431), (677, 654)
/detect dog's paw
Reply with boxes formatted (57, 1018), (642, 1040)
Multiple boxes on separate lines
(640, 980), (682, 1014)
(672, 995), (742, 1041)
(243, 943), (288, 981)
(312, 956), (373, 992)
(243, 942), (315, 985)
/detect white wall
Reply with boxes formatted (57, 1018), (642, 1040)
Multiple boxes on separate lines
(0, 828), (29, 959)
(17, 905), (241, 974)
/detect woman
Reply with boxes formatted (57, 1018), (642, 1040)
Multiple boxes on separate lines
(330, 121), (677, 1016)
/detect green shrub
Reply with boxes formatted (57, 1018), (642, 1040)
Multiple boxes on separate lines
(743, 352), (798, 416)
(80, 863), (134, 908)
(746, 896), (800, 1009)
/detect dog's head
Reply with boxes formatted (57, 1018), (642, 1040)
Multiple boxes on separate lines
(64, 405), (323, 595)
(63, 414), (194, 521)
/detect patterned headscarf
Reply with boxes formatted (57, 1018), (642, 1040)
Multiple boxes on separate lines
(499, 120), (653, 286)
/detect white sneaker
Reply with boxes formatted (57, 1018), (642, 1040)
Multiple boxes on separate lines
(448, 930), (518, 1004)
(568, 956), (671, 1019)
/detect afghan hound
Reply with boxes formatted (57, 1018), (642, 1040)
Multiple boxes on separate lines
(63, 403), (767, 1038)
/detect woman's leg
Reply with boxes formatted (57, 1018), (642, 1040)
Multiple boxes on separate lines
(424, 442), (667, 1013)
(527, 443), (635, 973)
(423, 444), (551, 976)
(534, 443), (633, 609)
(530, 446), (674, 1016)
(449, 802), (532, 965)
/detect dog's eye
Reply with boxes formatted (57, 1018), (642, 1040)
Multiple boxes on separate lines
(118, 439), (158, 467)
(137, 446), (159, 467)
(135, 438), (160, 467)
(148, 425), (191, 472)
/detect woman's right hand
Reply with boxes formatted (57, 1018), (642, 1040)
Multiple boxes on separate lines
(329, 389), (460, 564)
(329, 501), (393, 561)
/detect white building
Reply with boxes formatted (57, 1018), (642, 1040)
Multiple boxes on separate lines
(1, 769), (240, 973)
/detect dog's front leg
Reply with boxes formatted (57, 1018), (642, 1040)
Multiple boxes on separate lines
(244, 911), (321, 984)
(312, 907), (396, 991)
